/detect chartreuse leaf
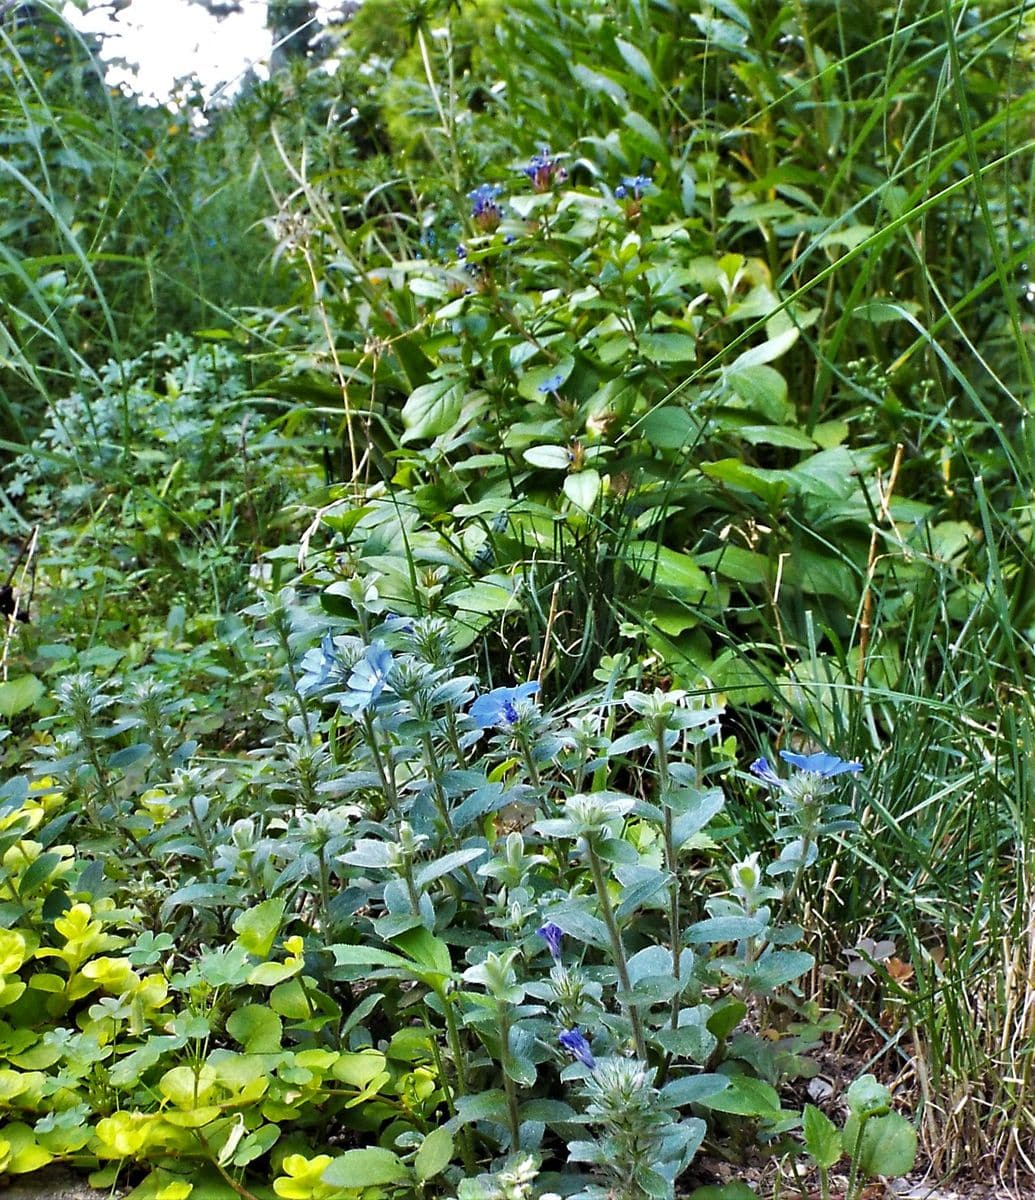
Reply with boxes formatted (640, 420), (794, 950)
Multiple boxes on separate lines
(226, 1004), (282, 1052)
(232, 898), (286, 958)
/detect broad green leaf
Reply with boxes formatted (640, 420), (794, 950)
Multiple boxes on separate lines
(523, 445), (573, 470)
(640, 332), (697, 364)
(803, 1103), (842, 1168)
(625, 542), (709, 596)
(614, 37), (656, 84)
(414, 1127), (454, 1181)
(695, 546), (770, 585)
(226, 1005), (282, 1053)
(321, 1148), (410, 1188)
(845, 1111), (917, 1178)
(0, 675), (44, 718)
(700, 459), (790, 506)
(570, 62), (627, 103)
(660, 1073), (729, 1106)
(643, 405), (695, 449)
(564, 468), (600, 511)
(622, 112), (668, 162)
(687, 915), (766, 943)
(701, 1075), (782, 1118)
(517, 357), (574, 401)
(729, 327), (798, 370)
(401, 379), (464, 442)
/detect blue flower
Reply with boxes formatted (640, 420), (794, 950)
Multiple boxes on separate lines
(297, 632), (340, 696)
(558, 1028), (596, 1069)
(468, 183), (503, 230)
(537, 372), (565, 395)
(469, 681), (540, 729)
(751, 751), (862, 787)
(521, 147), (567, 192)
(779, 750), (863, 777)
(616, 174), (652, 200)
(340, 641), (394, 712)
(537, 922), (564, 962)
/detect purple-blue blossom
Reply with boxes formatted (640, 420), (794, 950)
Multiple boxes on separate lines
(469, 183), (503, 230)
(615, 174), (652, 200)
(537, 922), (564, 962)
(751, 750), (862, 787)
(537, 372), (565, 395)
(469, 681), (540, 729)
(340, 641), (394, 712)
(780, 750), (863, 777)
(297, 632), (340, 696)
(558, 1028), (596, 1069)
(521, 147), (567, 192)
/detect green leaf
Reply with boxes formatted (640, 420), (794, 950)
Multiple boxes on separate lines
(570, 62), (627, 103)
(845, 1111), (917, 1178)
(0, 675), (44, 717)
(625, 542), (710, 596)
(729, 327), (798, 370)
(226, 1004), (282, 1053)
(401, 379), (464, 442)
(701, 1075), (782, 1118)
(688, 1185), (757, 1200)
(391, 926), (453, 975)
(803, 1104), (842, 1169)
(700, 458), (790, 506)
(660, 1073), (730, 1106)
(564, 469), (601, 511)
(445, 582), (518, 616)
(321, 1148), (411, 1189)
(622, 111), (668, 162)
(232, 898), (286, 959)
(749, 949), (814, 990)
(523, 445), (573, 469)
(695, 546), (770, 585)
(414, 1127), (454, 1181)
(643, 405), (695, 449)
(738, 424), (816, 450)
(686, 915), (766, 943)
(640, 332), (697, 364)
(614, 37), (656, 84)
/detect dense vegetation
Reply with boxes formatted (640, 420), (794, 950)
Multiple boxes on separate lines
(0, 1), (1033, 1197)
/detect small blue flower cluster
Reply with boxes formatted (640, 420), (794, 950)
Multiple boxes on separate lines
(469, 183), (503, 231)
(521, 146), (567, 192)
(615, 174), (652, 201)
(297, 637), (397, 714)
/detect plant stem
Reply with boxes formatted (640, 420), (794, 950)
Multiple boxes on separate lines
(498, 1005), (522, 1151)
(585, 839), (647, 1060)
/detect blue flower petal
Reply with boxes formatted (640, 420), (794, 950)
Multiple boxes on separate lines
(469, 681), (540, 729)
(558, 1028), (596, 1069)
(749, 757), (783, 787)
(780, 750), (862, 777)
